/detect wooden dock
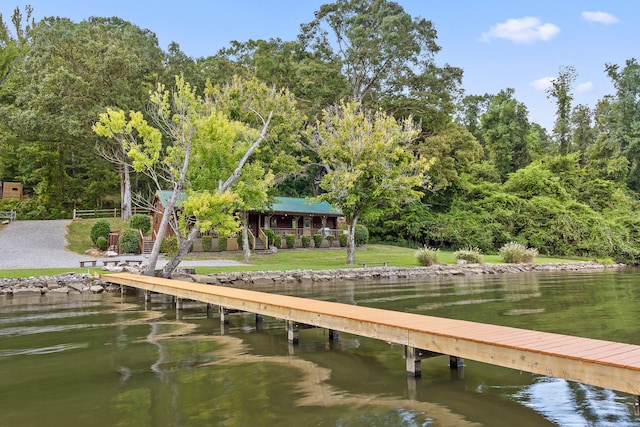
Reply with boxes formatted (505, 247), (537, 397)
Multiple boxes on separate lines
(103, 272), (640, 398)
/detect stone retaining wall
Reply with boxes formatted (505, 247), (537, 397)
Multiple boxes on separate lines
(1, 261), (621, 297)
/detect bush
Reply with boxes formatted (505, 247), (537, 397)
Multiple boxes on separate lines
(96, 236), (108, 251)
(201, 235), (212, 251)
(237, 234), (243, 250)
(301, 235), (311, 248)
(119, 228), (140, 254)
(90, 219), (111, 245)
(354, 224), (369, 246)
(161, 235), (178, 256)
(313, 234), (323, 248)
(273, 235), (282, 249)
(499, 241), (538, 263)
(326, 235), (335, 246)
(415, 246), (439, 266)
(339, 233), (348, 247)
(217, 236), (227, 251)
(264, 229), (275, 247)
(285, 234), (296, 249)
(129, 214), (151, 234)
(453, 246), (483, 263)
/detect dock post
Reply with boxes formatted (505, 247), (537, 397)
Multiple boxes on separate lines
(328, 329), (339, 341)
(176, 298), (184, 310)
(449, 356), (464, 369)
(635, 396), (640, 416)
(206, 304), (214, 318)
(404, 346), (422, 377)
(220, 307), (230, 324)
(144, 290), (151, 302)
(286, 321), (299, 344)
(255, 314), (264, 328)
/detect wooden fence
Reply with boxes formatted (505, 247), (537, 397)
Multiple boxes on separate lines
(0, 210), (16, 221)
(73, 208), (147, 219)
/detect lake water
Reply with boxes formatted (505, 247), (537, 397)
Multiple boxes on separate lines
(1, 268), (640, 426)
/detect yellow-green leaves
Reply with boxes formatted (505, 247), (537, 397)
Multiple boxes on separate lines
(182, 190), (241, 237)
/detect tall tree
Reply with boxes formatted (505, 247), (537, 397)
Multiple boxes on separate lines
(547, 65), (577, 154)
(312, 101), (430, 264)
(481, 89), (535, 179)
(1, 17), (163, 215)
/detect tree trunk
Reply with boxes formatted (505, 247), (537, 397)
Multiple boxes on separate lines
(161, 226), (200, 278)
(242, 211), (251, 261)
(144, 184), (182, 276)
(121, 163), (132, 220)
(346, 215), (358, 265)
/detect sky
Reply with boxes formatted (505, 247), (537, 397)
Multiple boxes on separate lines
(2, 1), (638, 131)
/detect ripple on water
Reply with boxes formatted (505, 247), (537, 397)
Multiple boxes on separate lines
(0, 342), (89, 357)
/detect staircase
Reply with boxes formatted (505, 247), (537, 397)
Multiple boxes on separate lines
(141, 237), (154, 254)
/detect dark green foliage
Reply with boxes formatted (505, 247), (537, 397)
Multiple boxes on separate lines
(273, 235), (282, 249)
(354, 224), (369, 246)
(313, 234), (323, 248)
(90, 219), (111, 244)
(217, 236), (227, 251)
(265, 229), (275, 247)
(285, 234), (296, 249)
(326, 235), (335, 246)
(201, 235), (212, 251)
(236, 234), (243, 250)
(129, 214), (151, 234)
(161, 235), (178, 256)
(301, 235), (311, 248)
(96, 236), (108, 251)
(339, 233), (348, 247)
(118, 228), (140, 254)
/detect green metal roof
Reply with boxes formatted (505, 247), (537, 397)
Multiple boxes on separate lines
(155, 191), (341, 216)
(156, 190), (188, 208)
(266, 197), (342, 216)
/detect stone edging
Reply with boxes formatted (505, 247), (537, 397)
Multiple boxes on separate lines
(0, 262), (624, 297)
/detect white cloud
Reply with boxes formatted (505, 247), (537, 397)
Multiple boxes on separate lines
(530, 77), (554, 91)
(576, 81), (594, 93)
(481, 17), (560, 43)
(582, 11), (620, 25)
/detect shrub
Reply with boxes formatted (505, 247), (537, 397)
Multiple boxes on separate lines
(285, 234), (296, 249)
(273, 235), (282, 249)
(237, 234), (243, 250)
(119, 228), (140, 254)
(90, 219), (111, 244)
(499, 241), (538, 263)
(201, 235), (212, 251)
(354, 224), (369, 246)
(339, 233), (348, 247)
(161, 235), (178, 256)
(129, 214), (151, 234)
(326, 235), (335, 246)
(96, 236), (108, 251)
(453, 246), (483, 263)
(217, 236), (227, 251)
(264, 229), (275, 247)
(313, 234), (323, 248)
(301, 235), (311, 248)
(415, 246), (439, 266)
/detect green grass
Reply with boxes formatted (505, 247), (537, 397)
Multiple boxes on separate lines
(67, 217), (128, 253)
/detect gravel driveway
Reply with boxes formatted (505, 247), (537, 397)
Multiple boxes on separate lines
(0, 219), (246, 269)
(0, 220), (89, 269)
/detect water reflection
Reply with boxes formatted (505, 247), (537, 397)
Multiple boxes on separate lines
(1, 269), (640, 426)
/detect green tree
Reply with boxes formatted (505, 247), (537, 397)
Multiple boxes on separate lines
(481, 89), (535, 179)
(1, 17), (163, 215)
(312, 100), (430, 264)
(546, 65), (577, 154)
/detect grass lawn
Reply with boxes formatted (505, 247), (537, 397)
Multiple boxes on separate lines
(67, 217), (128, 253)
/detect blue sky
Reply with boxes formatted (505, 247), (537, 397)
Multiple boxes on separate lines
(2, 1), (638, 131)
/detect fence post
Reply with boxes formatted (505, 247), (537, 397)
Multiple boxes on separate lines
(73, 208), (77, 219)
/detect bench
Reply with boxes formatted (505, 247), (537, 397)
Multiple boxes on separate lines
(79, 260), (98, 267)
(101, 260), (121, 267)
(360, 262), (388, 268)
(124, 259), (143, 265)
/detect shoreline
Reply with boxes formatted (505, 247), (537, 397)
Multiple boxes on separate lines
(0, 261), (625, 297)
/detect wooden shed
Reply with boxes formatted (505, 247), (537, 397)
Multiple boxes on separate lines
(2, 182), (23, 200)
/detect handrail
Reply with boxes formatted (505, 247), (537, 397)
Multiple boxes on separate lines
(247, 229), (257, 251)
(258, 228), (269, 250)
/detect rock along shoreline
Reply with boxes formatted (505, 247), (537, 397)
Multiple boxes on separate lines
(0, 261), (624, 298)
